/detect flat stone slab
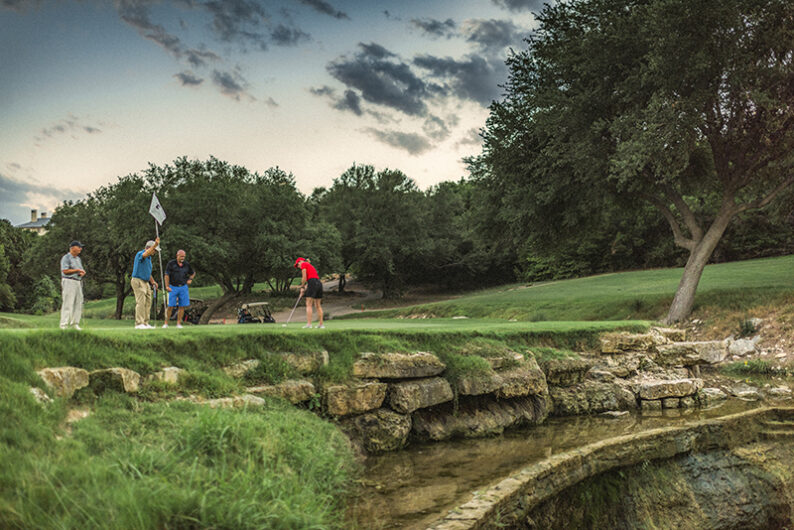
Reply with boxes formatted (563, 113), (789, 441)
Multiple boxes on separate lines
(37, 367), (89, 398)
(89, 368), (141, 394)
(352, 352), (445, 379)
(203, 394), (267, 409)
(539, 358), (591, 387)
(245, 379), (316, 404)
(600, 332), (659, 354)
(636, 378), (702, 400)
(651, 327), (687, 342)
(457, 358), (548, 398)
(389, 377), (453, 413)
(325, 381), (387, 416)
(655, 341), (727, 366)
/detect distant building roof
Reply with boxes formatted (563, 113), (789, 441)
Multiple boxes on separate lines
(17, 217), (51, 229)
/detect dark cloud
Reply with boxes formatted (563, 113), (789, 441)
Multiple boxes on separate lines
(457, 127), (483, 147)
(383, 10), (400, 21)
(410, 18), (456, 39)
(422, 115), (450, 141)
(35, 115), (103, 142)
(310, 85), (362, 115)
(296, 0), (349, 20)
(491, 0), (546, 13)
(462, 19), (527, 52)
(414, 53), (506, 106)
(327, 42), (438, 117)
(0, 173), (84, 225)
(363, 128), (432, 155)
(1, 0), (40, 12)
(174, 71), (204, 86)
(270, 24), (310, 46)
(211, 69), (251, 100)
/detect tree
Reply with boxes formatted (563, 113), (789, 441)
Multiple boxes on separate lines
(0, 220), (35, 310)
(480, 0), (794, 322)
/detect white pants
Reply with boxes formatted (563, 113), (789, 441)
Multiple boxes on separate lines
(60, 279), (83, 327)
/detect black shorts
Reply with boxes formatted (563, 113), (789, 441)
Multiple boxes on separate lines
(305, 278), (323, 299)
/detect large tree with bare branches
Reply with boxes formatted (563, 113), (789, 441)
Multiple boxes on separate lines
(478, 0), (794, 322)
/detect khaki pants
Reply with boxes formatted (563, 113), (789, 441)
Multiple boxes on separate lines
(131, 277), (152, 326)
(60, 278), (83, 327)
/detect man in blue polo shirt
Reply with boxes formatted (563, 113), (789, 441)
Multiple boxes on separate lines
(163, 249), (195, 328)
(131, 237), (160, 329)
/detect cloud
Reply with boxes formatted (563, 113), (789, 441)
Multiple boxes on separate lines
(199, 0), (270, 50)
(410, 17), (456, 39)
(422, 115), (450, 141)
(1, 0), (41, 12)
(327, 42), (440, 117)
(270, 24), (310, 46)
(0, 173), (84, 225)
(174, 71), (204, 85)
(211, 69), (253, 100)
(296, 0), (349, 20)
(490, 0), (547, 13)
(363, 128), (432, 155)
(461, 19), (527, 52)
(34, 114), (103, 143)
(456, 127), (483, 147)
(310, 85), (363, 116)
(413, 53), (506, 106)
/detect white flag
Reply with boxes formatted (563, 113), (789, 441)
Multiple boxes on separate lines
(149, 192), (166, 225)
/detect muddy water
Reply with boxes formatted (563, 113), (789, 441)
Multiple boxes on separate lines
(348, 400), (761, 529)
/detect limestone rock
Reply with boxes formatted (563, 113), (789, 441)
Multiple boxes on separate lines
(342, 408), (412, 453)
(223, 351), (328, 378)
(147, 366), (185, 384)
(204, 394), (267, 409)
(651, 327), (687, 342)
(246, 379), (316, 404)
(89, 368), (141, 394)
(727, 339), (757, 356)
(767, 387), (792, 399)
(636, 378), (702, 400)
(600, 332), (659, 354)
(37, 367), (89, 398)
(412, 395), (548, 441)
(29, 387), (52, 403)
(388, 377), (453, 414)
(352, 352), (445, 379)
(480, 351), (524, 370)
(539, 358), (591, 387)
(495, 358), (549, 398)
(223, 359), (260, 378)
(586, 370), (617, 383)
(655, 341), (727, 366)
(325, 381), (387, 416)
(698, 387), (728, 405)
(550, 380), (637, 416)
(456, 372), (501, 396)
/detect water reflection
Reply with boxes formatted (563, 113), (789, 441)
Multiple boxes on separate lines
(349, 400), (761, 529)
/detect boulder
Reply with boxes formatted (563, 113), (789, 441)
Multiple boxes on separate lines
(651, 327), (687, 342)
(697, 387), (729, 405)
(29, 387), (52, 404)
(325, 381), (387, 416)
(37, 367), (89, 398)
(246, 379), (316, 404)
(412, 394), (548, 442)
(586, 370), (617, 383)
(352, 352), (445, 379)
(456, 372), (501, 396)
(89, 368), (141, 394)
(636, 378), (702, 400)
(146, 366), (185, 384)
(495, 357), (549, 398)
(538, 358), (591, 387)
(655, 341), (727, 366)
(223, 359), (260, 378)
(388, 377), (453, 414)
(342, 408), (412, 453)
(549, 380), (637, 416)
(727, 339), (757, 357)
(600, 332), (659, 354)
(479, 351), (524, 370)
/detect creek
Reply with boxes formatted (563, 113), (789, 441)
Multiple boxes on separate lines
(348, 399), (761, 529)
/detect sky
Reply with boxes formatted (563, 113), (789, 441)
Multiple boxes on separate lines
(0, 0), (544, 225)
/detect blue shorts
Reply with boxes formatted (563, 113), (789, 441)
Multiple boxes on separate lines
(167, 284), (190, 307)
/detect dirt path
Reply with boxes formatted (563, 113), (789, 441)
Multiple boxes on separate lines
(269, 279), (382, 323)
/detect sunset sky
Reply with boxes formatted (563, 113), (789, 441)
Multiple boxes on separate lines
(1, 0), (543, 225)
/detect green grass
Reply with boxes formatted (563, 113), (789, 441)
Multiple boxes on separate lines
(347, 255), (794, 321)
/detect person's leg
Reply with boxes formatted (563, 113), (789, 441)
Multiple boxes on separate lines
(177, 307), (185, 326)
(305, 297), (313, 326)
(132, 278), (148, 326)
(72, 282), (83, 327)
(60, 279), (75, 328)
(315, 298), (324, 326)
(143, 284), (152, 325)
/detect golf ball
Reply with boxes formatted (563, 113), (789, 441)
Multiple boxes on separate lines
(282, 324), (287, 327)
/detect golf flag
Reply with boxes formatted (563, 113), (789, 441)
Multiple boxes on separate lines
(149, 192), (166, 225)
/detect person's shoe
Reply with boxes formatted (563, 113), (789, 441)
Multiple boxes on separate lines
(135, 324), (147, 329)
(145, 324), (155, 329)
(302, 324), (312, 328)
(176, 324), (183, 329)
(315, 324), (325, 329)
(73, 324), (82, 330)
(60, 324), (67, 330)
(162, 323), (168, 328)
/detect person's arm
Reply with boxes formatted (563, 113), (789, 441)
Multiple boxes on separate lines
(187, 264), (195, 285)
(149, 275), (158, 289)
(142, 237), (160, 258)
(164, 271), (171, 291)
(299, 268), (308, 292)
(61, 257), (86, 277)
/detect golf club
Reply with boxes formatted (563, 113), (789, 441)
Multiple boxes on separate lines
(282, 292), (303, 327)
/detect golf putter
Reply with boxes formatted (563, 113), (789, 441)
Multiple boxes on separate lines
(283, 292), (303, 326)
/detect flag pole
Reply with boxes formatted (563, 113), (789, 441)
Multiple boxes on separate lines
(155, 220), (166, 326)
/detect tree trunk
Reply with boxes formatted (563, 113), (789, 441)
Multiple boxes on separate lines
(114, 278), (127, 320)
(664, 207), (734, 324)
(337, 273), (346, 293)
(199, 291), (237, 324)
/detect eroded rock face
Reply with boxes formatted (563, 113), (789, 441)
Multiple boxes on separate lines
(325, 381), (387, 416)
(388, 377), (453, 414)
(457, 357), (548, 399)
(728, 338), (757, 356)
(37, 367), (89, 398)
(342, 408), (412, 453)
(636, 378), (702, 400)
(146, 366), (185, 384)
(600, 332), (659, 354)
(539, 358), (591, 387)
(655, 341), (727, 366)
(549, 380), (637, 416)
(89, 368), (141, 394)
(698, 387), (729, 405)
(352, 352), (445, 379)
(246, 379), (316, 404)
(411, 394), (548, 442)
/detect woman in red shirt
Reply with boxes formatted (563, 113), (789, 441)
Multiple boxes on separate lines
(295, 257), (324, 329)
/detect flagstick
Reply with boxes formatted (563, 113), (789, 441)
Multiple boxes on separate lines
(155, 220), (167, 326)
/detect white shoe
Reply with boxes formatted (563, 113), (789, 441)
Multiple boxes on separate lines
(73, 324), (82, 330)
(162, 323), (168, 328)
(60, 324), (67, 330)
(145, 324), (155, 329)
(302, 324), (312, 328)
(315, 324), (325, 329)
(176, 324), (183, 329)
(135, 324), (147, 329)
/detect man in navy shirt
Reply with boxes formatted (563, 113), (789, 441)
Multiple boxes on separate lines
(163, 249), (195, 328)
(131, 237), (160, 329)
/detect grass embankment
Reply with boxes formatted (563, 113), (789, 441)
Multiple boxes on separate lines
(352, 255), (794, 321)
(0, 321), (644, 529)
